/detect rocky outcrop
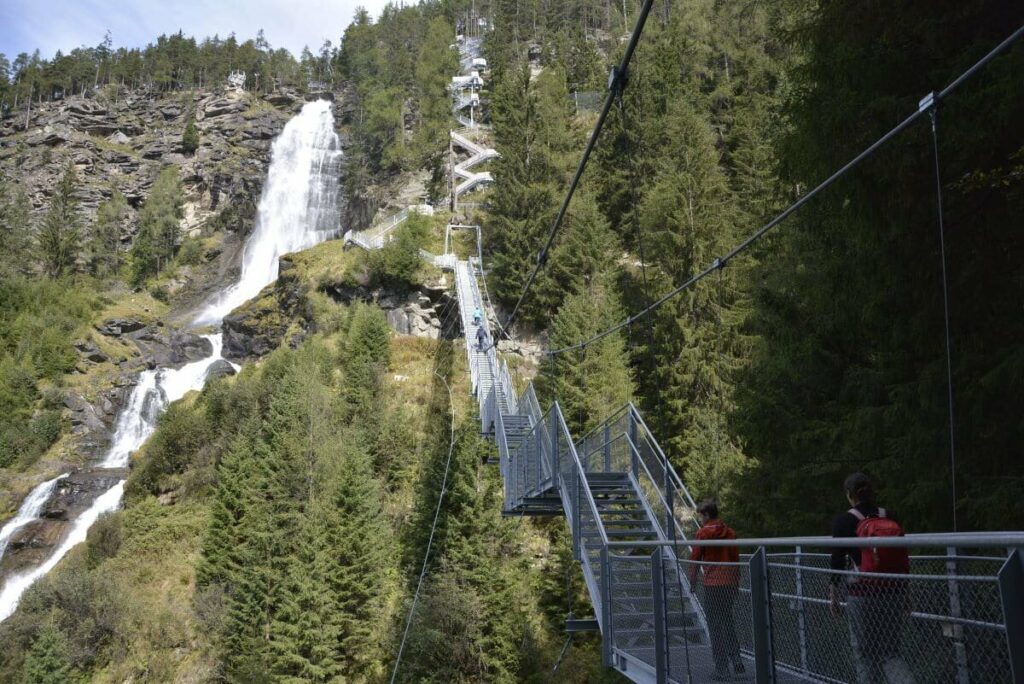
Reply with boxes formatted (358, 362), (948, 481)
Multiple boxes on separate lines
(0, 468), (125, 575)
(222, 266), (311, 361)
(325, 280), (456, 340)
(127, 326), (213, 369)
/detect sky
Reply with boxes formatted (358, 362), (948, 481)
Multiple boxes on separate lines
(0, 0), (393, 60)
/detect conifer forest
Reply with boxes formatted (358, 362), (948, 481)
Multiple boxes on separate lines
(0, 1), (1021, 682)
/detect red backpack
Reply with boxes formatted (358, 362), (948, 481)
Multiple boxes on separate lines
(849, 508), (910, 575)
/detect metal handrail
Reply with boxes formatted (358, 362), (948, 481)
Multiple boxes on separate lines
(624, 433), (690, 542)
(626, 403), (697, 511)
(553, 403), (609, 547)
(607, 532), (1024, 549)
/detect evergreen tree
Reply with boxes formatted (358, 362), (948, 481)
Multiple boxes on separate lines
(323, 447), (394, 679)
(0, 178), (33, 277)
(181, 115), (200, 154)
(89, 189), (128, 278)
(129, 166), (182, 285)
(38, 162), (81, 278)
(20, 622), (74, 684)
(415, 18), (459, 201)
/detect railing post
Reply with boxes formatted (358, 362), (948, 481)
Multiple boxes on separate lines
(603, 422), (612, 473)
(795, 546), (808, 676)
(572, 469), (581, 561)
(652, 547), (668, 684)
(999, 548), (1024, 683)
(601, 545), (613, 667)
(551, 406), (560, 482)
(749, 546), (775, 684)
(946, 546), (969, 684)
(534, 427), (542, 492)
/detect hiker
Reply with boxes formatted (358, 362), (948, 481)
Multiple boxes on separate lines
(829, 472), (913, 684)
(689, 500), (744, 680)
(473, 306), (482, 326)
(476, 325), (487, 351)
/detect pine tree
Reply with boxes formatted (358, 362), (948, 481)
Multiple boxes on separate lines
(323, 446), (394, 679)
(20, 623), (74, 684)
(415, 18), (459, 201)
(0, 178), (32, 277)
(89, 189), (128, 278)
(38, 162), (81, 277)
(129, 166), (183, 285)
(181, 115), (200, 154)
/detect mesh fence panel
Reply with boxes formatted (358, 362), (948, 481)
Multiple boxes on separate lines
(765, 553), (1012, 684)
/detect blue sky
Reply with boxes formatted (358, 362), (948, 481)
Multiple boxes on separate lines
(0, 0), (393, 60)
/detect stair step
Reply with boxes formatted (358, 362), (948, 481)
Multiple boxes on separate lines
(582, 530), (659, 539)
(586, 472), (630, 482)
(601, 519), (655, 527)
(594, 498), (643, 506)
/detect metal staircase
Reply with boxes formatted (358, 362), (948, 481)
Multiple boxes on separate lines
(450, 255), (718, 683)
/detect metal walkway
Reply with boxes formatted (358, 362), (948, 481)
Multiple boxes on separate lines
(449, 259), (1024, 684)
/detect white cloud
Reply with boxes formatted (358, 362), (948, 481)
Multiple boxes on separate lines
(0, 0), (394, 59)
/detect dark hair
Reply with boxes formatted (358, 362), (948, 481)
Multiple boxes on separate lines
(844, 472), (875, 505)
(697, 500), (719, 519)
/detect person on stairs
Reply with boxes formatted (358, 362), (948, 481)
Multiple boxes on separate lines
(689, 500), (744, 680)
(473, 306), (482, 326)
(476, 324), (488, 351)
(829, 472), (913, 684)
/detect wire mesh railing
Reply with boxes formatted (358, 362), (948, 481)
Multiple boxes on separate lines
(602, 535), (1024, 683)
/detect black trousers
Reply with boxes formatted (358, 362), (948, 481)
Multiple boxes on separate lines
(704, 585), (741, 672)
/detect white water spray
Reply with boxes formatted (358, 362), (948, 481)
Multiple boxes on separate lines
(0, 100), (342, 622)
(101, 334), (227, 468)
(0, 474), (68, 561)
(0, 482), (124, 621)
(194, 99), (342, 325)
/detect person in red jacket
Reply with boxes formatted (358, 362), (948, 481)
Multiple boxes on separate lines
(689, 500), (744, 680)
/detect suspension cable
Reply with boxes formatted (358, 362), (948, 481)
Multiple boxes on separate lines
(543, 23), (1024, 357)
(927, 101), (958, 532)
(390, 371), (457, 684)
(501, 0), (657, 332)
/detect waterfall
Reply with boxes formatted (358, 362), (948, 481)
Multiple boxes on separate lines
(0, 482), (124, 622)
(100, 334), (227, 469)
(194, 99), (342, 325)
(0, 99), (342, 622)
(0, 474), (68, 561)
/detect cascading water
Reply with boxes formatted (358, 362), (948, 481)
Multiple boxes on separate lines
(194, 99), (342, 325)
(0, 474), (68, 561)
(100, 334), (227, 469)
(0, 99), (342, 622)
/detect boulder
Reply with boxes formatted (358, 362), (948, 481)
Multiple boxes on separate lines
(204, 98), (247, 118)
(106, 130), (131, 146)
(96, 318), (145, 336)
(205, 359), (237, 381)
(73, 340), (109, 363)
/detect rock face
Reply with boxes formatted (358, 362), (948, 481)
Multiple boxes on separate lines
(222, 266), (311, 361)
(127, 326), (213, 369)
(0, 88), (303, 248)
(0, 468), (125, 576)
(326, 280), (456, 340)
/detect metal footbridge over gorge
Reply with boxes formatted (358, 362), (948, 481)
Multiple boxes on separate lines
(448, 254), (1024, 684)
(390, 17), (1024, 683)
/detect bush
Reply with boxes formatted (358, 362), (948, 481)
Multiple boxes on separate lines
(367, 214), (430, 287)
(128, 401), (213, 497)
(176, 237), (204, 266)
(86, 512), (123, 568)
(148, 284), (169, 303)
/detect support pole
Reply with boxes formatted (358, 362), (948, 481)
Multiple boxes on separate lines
(999, 548), (1024, 683)
(795, 546), (809, 675)
(601, 546), (613, 667)
(946, 547), (969, 684)
(749, 546), (775, 684)
(652, 547), (668, 684)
